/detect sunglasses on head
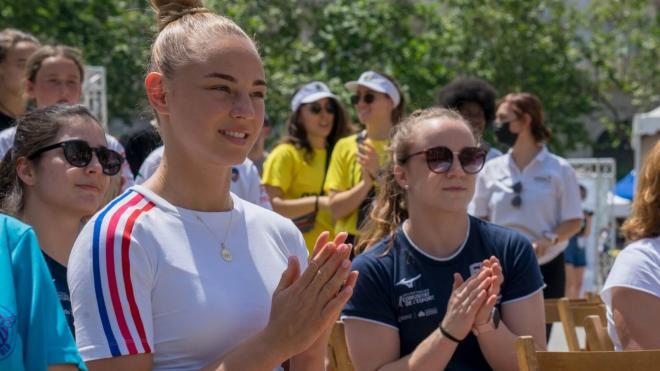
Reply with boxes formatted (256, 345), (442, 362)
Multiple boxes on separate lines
(28, 139), (124, 176)
(511, 181), (523, 208)
(308, 101), (337, 115)
(401, 146), (487, 174)
(350, 92), (376, 105)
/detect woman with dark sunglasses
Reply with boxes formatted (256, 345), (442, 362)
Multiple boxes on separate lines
(342, 108), (546, 371)
(262, 81), (353, 253)
(0, 104), (119, 336)
(325, 71), (405, 246)
(0, 44), (134, 197)
(472, 93), (583, 336)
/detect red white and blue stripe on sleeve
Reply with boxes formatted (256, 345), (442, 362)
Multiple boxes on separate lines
(92, 190), (156, 357)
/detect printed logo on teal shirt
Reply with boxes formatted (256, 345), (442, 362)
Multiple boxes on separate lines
(0, 305), (17, 359)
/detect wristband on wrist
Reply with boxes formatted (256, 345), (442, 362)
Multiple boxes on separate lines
(439, 325), (462, 343)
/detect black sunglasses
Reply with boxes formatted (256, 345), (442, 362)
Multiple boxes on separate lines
(511, 181), (523, 208)
(401, 146), (487, 174)
(28, 139), (124, 176)
(350, 93), (375, 105)
(308, 101), (337, 115)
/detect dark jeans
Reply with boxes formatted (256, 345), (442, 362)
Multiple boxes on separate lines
(541, 253), (566, 341)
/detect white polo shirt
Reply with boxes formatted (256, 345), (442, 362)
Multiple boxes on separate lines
(0, 127), (134, 191)
(471, 145), (582, 265)
(68, 186), (307, 370)
(135, 146), (271, 209)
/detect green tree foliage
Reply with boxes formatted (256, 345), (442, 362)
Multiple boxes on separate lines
(1, 0), (153, 122)
(1, 0), (657, 154)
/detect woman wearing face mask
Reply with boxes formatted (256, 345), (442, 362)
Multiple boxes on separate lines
(342, 108), (545, 371)
(0, 45), (134, 194)
(325, 71), (405, 246)
(0, 104), (122, 336)
(472, 93), (583, 336)
(262, 81), (352, 253)
(0, 28), (39, 130)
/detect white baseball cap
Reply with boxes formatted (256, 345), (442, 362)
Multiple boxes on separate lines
(345, 71), (401, 107)
(291, 81), (338, 112)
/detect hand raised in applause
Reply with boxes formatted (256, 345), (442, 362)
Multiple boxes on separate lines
(263, 231), (359, 360)
(357, 142), (380, 182)
(440, 267), (493, 341)
(473, 256), (503, 326)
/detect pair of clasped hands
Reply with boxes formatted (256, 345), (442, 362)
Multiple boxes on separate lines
(262, 231), (358, 360)
(440, 256), (504, 341)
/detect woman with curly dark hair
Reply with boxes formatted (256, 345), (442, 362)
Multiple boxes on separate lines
(437, 77), (502, 161)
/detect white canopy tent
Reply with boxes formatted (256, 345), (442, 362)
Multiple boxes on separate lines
(632, 105), (660, 172)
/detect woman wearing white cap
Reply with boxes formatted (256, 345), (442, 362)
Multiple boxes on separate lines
(325, 71), (405, 246)
(262, 81), (353, 253)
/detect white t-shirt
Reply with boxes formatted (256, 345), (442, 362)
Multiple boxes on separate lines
(0, 127), (134, 191)
(68, 185), (308, 370)
(471, 146), (583, 265)
(601, 236), (660, 351)
(135, 146), (271, 209)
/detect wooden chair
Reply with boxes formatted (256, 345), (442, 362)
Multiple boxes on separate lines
(557, 297), (606, 351)
(584, 315), (614, 351)
(516, 336), (660, 371)
(327, 321), (354, 371)
(544, 297), (597, 324)
(584, 292), (604, 304)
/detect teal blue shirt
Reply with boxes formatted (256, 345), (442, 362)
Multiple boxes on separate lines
(0, 214), (85, 370)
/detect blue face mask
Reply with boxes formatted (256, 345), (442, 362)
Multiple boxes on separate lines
(494, 121), (518, 147)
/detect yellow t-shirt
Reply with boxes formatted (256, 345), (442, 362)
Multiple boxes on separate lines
(324, 133), (389, 236)
(262, 143), (334, 253)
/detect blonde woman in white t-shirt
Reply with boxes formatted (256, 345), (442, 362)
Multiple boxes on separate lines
(67, 1), (357, 370)
(601, 142), (660, 350)
(472, 93), (582, 337)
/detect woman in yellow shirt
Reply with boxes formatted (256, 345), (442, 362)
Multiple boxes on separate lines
(325, 71), (405, 246)
(262, 81), (352, 252)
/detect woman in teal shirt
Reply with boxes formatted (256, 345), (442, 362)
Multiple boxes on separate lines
(0, 213), (85, 370)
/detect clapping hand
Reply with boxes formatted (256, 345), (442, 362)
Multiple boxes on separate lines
(440, 268), (493, 341)
(357, 142), (380, 182)
(474, 257), (503, 326)
(441, 256), (503, 340)
(264, 232), (358, 360)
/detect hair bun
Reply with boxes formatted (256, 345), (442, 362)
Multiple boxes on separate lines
(151, 0), (208, 31)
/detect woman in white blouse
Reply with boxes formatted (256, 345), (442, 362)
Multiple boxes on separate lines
(472, 92), (582, 336)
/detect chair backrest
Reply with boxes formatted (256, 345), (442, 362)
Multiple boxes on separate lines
(557, 297), (606, 351)
(584, 315), (614, 351)
(327, 321), (354, 371)
(544, 296), (598, 324)
(544, 298), (561, 324)
(516, 336), (660, 371)
(584, 292), (604, 304)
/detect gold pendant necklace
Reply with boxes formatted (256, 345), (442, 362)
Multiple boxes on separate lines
(195, 206), (234, 262)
